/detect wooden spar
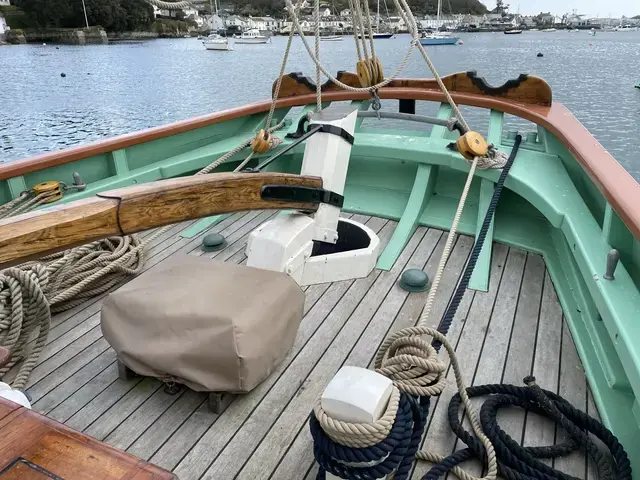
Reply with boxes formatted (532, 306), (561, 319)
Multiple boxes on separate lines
(0, 172), (323, 268)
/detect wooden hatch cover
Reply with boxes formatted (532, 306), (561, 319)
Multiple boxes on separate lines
(0, 397), (176, 479)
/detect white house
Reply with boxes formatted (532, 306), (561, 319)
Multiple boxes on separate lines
(0, 0), (10, 6)
(182, 6), (205, 28)
(249, 16), (278, 32)
(152, 5), (171, 18)
(0, 14), (8, 36)
(340, 9), (350, 17)
(226, 15), (248, 30)
(420, 14), (459, 29)
(387, 16), (406, 31)
(205, 14), (225, 31)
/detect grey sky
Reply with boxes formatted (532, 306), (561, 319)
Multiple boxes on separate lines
(482, 0), (638, 17)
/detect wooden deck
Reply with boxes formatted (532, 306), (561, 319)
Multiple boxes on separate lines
(4, 211), (599, 480)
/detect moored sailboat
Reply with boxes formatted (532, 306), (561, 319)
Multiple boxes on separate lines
(419, 0), (459, 45)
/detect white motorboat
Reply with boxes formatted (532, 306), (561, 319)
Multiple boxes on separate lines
(235, 29), (270, 44)
(320, 35), (343, 41)
(204, 34), (232, 51)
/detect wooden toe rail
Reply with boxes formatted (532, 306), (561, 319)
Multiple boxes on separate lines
(0, 172), (322, 268)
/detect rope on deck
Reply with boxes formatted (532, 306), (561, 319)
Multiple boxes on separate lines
(424, 379), (631, 480)
(310, 137), (523, 480)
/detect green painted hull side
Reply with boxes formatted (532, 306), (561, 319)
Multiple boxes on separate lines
(2, 102), (640, 472)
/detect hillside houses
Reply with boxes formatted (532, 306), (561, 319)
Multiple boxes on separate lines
(248, 16), (278, 32)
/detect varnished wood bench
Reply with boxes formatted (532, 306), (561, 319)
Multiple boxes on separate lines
(0, 395), (176, 479)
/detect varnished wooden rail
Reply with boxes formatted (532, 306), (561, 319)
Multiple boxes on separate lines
(0, 172), (322, 268)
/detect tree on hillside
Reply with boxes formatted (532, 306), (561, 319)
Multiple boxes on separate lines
(13, 0), (72, 27)
(14, 0), (153, 30)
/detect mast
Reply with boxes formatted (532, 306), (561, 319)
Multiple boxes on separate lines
(436, 0), (441, 25)
(377, 0), (380, 32)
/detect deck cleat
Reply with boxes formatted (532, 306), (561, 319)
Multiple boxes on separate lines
(202, 232), (226, 252)
(399, 268), (430, 292)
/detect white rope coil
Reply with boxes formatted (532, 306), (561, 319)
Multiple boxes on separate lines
(319, 327), (498, 480)
(315, 387), (401, 448)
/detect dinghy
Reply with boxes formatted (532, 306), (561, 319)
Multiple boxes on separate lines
(0, 1), (637, 478)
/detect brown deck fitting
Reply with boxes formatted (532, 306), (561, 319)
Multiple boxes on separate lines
(0, 398), (176, 479)
(0, 212), (599, 480)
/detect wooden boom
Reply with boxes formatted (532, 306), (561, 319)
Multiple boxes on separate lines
(0, 172), (323, 268)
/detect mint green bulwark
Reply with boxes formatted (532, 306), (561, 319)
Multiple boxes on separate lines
(376, 164), (437, 270)
(2, 102), (640, 471)
(468, 178), (495, 292)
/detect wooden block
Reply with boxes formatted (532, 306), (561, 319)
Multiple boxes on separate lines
(0, 397), (176, 479)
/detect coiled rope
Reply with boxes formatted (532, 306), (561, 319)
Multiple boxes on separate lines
(424, 378), (631, 480)
(310, 137), (523, 480)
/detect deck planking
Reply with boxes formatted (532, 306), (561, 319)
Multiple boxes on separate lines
(16, 212), (601, 480)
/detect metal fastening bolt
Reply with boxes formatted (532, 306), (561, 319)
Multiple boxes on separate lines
(286, 266), (292, 274)
(604, 249), (620, 280)
(323, 233), (328, 240)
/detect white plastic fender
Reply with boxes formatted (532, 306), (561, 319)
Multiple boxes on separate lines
(0, 382), (31, 409)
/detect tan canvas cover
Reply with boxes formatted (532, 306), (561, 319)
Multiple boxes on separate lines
(101, 254), (304, 393)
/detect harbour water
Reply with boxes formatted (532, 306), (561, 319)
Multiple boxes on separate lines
(1, 30), (639, 179)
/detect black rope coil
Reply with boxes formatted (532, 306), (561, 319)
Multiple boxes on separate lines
(422, 378), (631, 480)
(310, 394), (425, 480)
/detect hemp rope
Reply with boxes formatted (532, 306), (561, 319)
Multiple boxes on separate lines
(360, 0), (378, 59)
(284, 0), (417, 93)
(315, 327), (497, 480)
(314, 0), (322, 112)
(265, 0), (300, 130)
(347, 0), (364, 61)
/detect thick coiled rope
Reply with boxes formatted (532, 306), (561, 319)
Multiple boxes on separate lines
(424, 378), (631, 480)
(0, 266), (51, 390)
(311, 138), (525, 480)
(312, 328), (497, 480)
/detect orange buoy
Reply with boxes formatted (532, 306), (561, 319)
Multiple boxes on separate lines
(456, 131), (489, 160)
(251, 130), (272, 154)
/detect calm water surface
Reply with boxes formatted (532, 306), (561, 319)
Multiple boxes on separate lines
(1, 31), (639, 179)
